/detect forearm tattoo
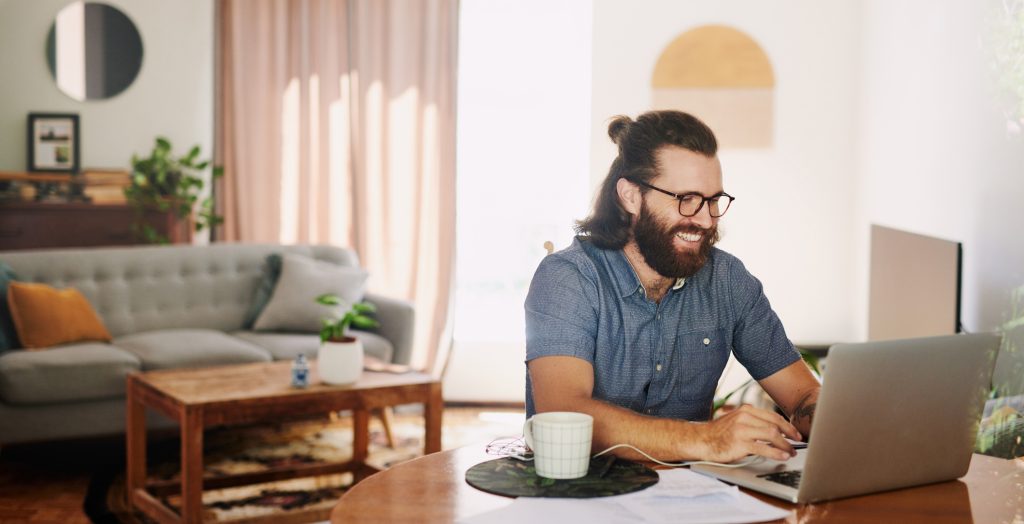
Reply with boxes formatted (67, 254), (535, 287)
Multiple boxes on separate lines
(792, 392), (816, 428)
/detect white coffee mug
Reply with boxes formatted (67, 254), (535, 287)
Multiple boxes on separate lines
(523, 411), (593, 479)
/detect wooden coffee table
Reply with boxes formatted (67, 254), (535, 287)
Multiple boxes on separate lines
(125, 360), (442, 524)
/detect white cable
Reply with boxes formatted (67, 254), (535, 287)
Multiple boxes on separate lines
(592, 443), (765, 468)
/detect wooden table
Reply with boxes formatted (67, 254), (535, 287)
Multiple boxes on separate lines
(330, 446), (1024, 523)
(126, 361), (442, 524)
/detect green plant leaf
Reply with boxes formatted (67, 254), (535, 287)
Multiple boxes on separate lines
(316, 294), (342, 306)
(352, 302), (377, 314)
(316, 298), (383, 338)
(351, 315), (379, 329)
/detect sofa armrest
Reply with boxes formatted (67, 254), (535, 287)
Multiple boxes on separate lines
(360, 292), (415, 366)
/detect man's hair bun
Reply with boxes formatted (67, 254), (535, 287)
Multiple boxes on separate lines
(607, 115), (633, 145)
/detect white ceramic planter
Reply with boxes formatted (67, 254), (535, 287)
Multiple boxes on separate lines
(318, 338), (364, 385)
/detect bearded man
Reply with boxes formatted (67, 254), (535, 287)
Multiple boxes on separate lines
(525, 110), (820, 463)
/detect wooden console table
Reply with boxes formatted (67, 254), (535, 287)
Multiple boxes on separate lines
(0, 202), (187, 250)
(0, 170), (189, 250)
(126, 361), (443, 524)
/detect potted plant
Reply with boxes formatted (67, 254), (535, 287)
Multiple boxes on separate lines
(124, 137), (223, 244)
(316, 293), (379, 385)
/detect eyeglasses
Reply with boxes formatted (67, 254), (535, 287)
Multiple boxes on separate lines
(629, 178), (735, 218)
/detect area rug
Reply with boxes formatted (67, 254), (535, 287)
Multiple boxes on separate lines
(84, 408), (525, 523)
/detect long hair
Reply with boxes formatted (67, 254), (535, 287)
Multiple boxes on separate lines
(575, 110), (718, 249)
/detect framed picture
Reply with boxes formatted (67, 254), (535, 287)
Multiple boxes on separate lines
(27, 112), (79, 173)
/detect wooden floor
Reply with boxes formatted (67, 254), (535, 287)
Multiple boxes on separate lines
(0, 435), (125, 524)
(0, 406), (524, 523)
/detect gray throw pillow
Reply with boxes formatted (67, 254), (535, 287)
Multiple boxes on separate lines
(253, 253), (369, 333)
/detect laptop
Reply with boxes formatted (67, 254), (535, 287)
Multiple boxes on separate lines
(691, 333), (1001, 504)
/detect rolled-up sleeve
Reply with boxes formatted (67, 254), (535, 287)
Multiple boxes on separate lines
(525, 255), (599, 365)
(727, 259), (800, 380)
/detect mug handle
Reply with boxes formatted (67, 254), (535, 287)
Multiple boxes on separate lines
(509, 416), (535, 461)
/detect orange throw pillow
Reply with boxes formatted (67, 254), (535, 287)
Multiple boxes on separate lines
(7, 282), (112, 349)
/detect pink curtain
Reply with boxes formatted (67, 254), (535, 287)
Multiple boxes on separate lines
(217, 0), (457, 372)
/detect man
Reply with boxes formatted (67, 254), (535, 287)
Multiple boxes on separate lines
(525, 110), (820, 463)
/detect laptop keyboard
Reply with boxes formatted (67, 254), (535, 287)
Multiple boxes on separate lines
(758, 470), (802, 489)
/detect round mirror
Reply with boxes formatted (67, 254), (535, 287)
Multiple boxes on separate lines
(45, 2), (144, 101)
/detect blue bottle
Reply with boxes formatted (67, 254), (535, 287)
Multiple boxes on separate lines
(292, 353), (310, 388)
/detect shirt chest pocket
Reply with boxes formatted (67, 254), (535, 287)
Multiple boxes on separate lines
(672, 328), (731, 402)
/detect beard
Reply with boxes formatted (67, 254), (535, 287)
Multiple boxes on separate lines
(632, 201), (720, 279)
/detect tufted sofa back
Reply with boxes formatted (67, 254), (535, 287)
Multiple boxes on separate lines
(0, 243), (358, 337)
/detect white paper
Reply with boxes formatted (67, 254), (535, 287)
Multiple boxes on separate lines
(459, 468), (792, 524)
(642, 468), (737, 497)
(459, 497), (640, 524)
(611, 469), (790, 523)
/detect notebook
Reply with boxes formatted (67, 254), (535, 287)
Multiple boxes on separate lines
(691, 333), (1001, 503)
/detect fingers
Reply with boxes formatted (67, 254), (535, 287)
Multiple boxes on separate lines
(750, 439), (793, 462)
(743, 424), (795, 459)
(735, 405), (802, 441)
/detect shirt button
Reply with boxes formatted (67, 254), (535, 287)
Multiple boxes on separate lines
(656, 314), (661, 320)
(656, 364), (662, 371)
(703, 338), (711, 346)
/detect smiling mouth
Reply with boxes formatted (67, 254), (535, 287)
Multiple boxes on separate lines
(675, 231), (702, 242)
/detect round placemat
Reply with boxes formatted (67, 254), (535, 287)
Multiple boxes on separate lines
(465, 457), (659, 498)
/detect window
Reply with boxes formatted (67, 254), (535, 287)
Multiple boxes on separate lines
(446, 0), (593, 401)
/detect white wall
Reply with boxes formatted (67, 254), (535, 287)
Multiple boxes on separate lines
(591, 0), (864, 347)
(589, 0), (1024, 396)
(0, 0), (213, 172)
(858, 0), (1024, 335)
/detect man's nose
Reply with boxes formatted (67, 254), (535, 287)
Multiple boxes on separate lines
(689, 205), (714, 229)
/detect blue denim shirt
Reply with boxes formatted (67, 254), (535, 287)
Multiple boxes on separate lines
(524, 236), (799, 420)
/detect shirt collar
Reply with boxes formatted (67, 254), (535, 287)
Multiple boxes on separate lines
(607, 248), (686, 298)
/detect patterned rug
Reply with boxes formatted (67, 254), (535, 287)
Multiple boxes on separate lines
(85, 408), (525, 523)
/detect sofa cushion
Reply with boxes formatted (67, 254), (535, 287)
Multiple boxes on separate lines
(0, 262), (21, 350)
(253, 253), (368, 333)
(113, 329), (271, 370)
(8, 282), (113, 349)
(233, 330), (394, 363)
(0, 343), (141, 405)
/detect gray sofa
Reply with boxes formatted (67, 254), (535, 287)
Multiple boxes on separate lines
(0, 243), (414, 444)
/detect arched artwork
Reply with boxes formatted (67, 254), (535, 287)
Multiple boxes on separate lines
(651, 25), (774, 148)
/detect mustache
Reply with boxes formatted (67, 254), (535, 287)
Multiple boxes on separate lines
(670, 224), (714, 236)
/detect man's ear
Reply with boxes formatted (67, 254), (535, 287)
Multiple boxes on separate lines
(616, 177), (641, 217)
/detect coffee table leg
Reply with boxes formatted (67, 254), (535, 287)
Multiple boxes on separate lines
(181, 408), (204, 523)
(352, 409), (370, 482)
(353, 408), (369, 464)
(126, 377), (146, 506)
(425, 381), (443, 454)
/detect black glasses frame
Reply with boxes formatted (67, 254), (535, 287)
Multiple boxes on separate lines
(628, 178), (735, 218)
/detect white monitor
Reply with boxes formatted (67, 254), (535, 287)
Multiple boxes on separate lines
(868, 224), (962, 341)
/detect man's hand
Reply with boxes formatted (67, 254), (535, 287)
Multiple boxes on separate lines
(696, 404), (802, 463)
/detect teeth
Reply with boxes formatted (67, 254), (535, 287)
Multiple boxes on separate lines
(676, 232), (701, 242)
